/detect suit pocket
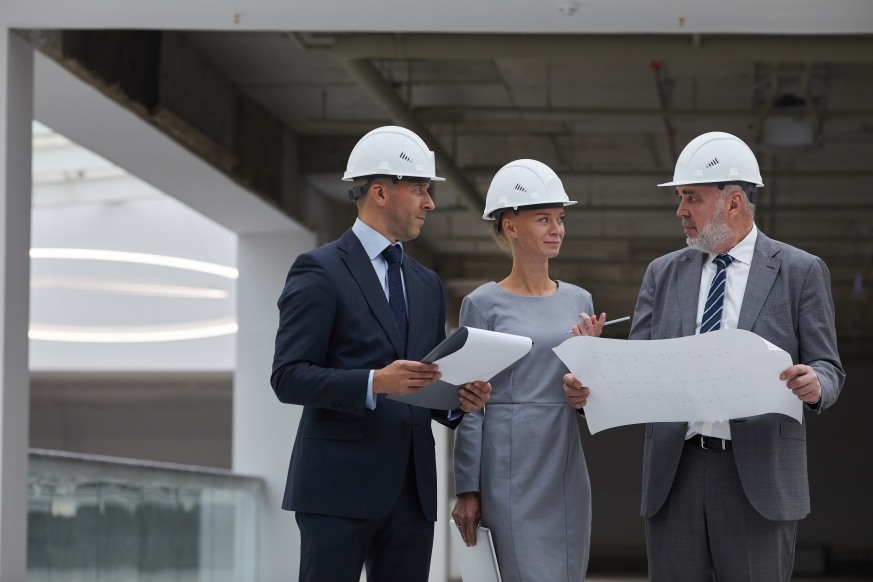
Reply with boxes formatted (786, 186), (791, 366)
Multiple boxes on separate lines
(304, 418), (365, 440)
(780, 420), (806, 441)
(759, 302), (790, 316)
(755, 302), (794, 330)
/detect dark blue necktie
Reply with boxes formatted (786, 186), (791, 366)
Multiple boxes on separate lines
(700, 253), (734, 333)
(381, 244), (408, 354)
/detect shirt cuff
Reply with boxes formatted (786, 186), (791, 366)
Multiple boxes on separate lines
(448, 408), (465, 421)
(366, 370), (376, 410)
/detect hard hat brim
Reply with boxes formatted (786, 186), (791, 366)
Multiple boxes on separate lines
(342, 173), (445, 182)
(483, 199), (577, 220)
(657, 179), (764, 188)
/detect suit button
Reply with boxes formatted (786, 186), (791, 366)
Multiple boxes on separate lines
(402, 420), (413, 429)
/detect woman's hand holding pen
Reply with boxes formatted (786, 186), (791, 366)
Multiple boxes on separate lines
(571, 312), (606, 337)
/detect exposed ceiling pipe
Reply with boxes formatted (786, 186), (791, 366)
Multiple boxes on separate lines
(648, 60), (679, 165)
(333, 57), (485, 210)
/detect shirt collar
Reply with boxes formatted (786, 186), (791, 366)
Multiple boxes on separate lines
(352, 218), (403, 261)
(709, 224), (757, 266)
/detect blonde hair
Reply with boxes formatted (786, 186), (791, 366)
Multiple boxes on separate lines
(489, 212), (513, 256)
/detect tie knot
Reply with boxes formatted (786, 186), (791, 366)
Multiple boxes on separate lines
(381, 244), (403, 265)
(713, 253), (734, 270)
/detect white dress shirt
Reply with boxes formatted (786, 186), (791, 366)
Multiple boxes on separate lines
(686, 225), (758, 440)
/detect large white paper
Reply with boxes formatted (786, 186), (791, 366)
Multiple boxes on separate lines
(552, 329), (802, 434)
(389, 327), (532, 409)
(450, 521), (502, 582)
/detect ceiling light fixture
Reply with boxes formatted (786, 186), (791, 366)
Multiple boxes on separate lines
(30, 248), (239, 279)
(30, 279), (229, 299)
(29, 319), (239, 343)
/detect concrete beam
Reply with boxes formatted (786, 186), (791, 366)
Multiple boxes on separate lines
(335, 58), (485, 210)
(333, 33), (873, 63)
(417, 105), (873, 123)
(24, 30), (314, 229)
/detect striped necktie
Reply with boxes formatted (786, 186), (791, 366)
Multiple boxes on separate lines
(381, 244), (408, 354)
(700, 253), (734, 333)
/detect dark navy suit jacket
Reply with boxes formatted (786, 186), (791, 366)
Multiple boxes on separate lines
(271, 229), (459, 522)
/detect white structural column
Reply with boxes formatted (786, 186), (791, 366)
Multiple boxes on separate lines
(432, 427), (451, 581)
(234, 231), (314, 582)
(0, 29), (33, 581)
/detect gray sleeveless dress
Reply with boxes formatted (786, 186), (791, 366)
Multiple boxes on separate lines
(453, 281), (593, 582)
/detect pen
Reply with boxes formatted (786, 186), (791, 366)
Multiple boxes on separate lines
(565, 315), (631, 334)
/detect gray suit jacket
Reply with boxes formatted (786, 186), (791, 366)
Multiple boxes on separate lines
(631, 230), (844, 521)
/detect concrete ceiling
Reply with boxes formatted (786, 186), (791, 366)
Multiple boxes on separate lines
(172, 31), (873, 352)
(4, 2), (873, 355)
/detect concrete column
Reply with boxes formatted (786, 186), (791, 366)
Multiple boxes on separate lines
(0, 29), (33, 581)
(233, 231), (314, 582)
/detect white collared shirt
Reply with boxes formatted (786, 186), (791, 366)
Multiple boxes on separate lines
(686, 225), (758, 441)
(352, 218), (406, 304)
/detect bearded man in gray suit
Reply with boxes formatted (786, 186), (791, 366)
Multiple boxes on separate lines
(563, 131), (844, 581)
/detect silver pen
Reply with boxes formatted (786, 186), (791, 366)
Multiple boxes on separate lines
(565, 315), (630, 334)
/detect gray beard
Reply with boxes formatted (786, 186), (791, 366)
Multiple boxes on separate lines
(686, 209), (735, 254)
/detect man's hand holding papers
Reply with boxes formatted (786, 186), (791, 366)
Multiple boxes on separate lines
(389, 327), (530, 410)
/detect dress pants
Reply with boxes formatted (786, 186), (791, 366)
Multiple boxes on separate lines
(296, 449), (434, 582)
(646, 440), (798, 582)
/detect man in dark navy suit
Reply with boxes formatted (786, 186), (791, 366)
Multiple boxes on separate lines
(271, 126), (491, 582)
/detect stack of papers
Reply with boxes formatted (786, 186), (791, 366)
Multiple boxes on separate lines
(389, 327), (531, 409)
(449, 520), (502, 582)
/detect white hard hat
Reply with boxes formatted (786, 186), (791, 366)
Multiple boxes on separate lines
(658, 131), (764, 189)
(342, 126), (445, 186)
(482, 159), (576, 221)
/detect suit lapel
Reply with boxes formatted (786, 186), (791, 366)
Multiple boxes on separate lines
(677, 250), (704, 337)
(338, 230), (406, 358)
(738, 231), (781, 330)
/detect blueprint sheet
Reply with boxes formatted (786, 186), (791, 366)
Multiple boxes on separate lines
(553, 329), (802, 434)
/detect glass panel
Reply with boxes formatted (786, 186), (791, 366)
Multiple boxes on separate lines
(28, 450), (260, 581)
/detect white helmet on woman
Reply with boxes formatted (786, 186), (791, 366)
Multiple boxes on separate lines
(343, 126), (444, 200)
(482, 159), (576, 226)
(658, 132), (764, 200)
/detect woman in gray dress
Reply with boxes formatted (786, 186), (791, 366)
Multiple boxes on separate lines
(451, 159), (605, 582)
